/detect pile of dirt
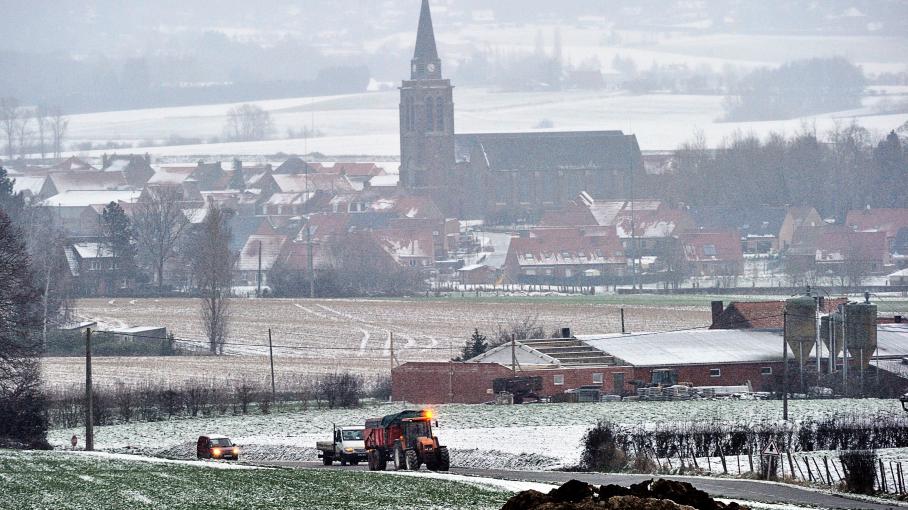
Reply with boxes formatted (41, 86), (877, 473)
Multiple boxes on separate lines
(501, 478), (749, 510)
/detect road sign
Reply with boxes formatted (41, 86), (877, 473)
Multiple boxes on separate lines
(761, 439), (781, 456)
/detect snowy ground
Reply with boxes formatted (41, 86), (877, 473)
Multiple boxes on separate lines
(61, 86), (908, 158)
(47, 398), (903, 471)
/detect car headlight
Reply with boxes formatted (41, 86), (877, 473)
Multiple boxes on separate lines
(233, 447), (239, 455)
(212, 448), (221, 457)
(344, 447), (354, 452)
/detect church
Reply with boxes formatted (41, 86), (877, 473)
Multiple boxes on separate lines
(399, 0), (645, 221)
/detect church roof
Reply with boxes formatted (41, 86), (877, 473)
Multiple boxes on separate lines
(454, 131), (642, 173)
(414, 0), (439, 62)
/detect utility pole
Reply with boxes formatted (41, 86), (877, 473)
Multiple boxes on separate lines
(782, 312), (788, 421)
(307, 220), (314, 299)
(389, 332), (395, 373)
(268, 328), (275, 402)
(511, 334), (516, 374)
(843, 305), (848, 396)
(256, 240), (263, 298)
(85, 327), (94, 451)
(620, 308), (626, 334)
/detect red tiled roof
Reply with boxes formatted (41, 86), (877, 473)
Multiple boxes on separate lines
(846, 208), (908, 238)
(507, 227), (626, 266)
(815, 228), (888, 263)
(679, 230), (743, 262)
(711, 297), (848, 330)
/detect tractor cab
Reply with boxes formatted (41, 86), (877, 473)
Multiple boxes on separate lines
(401, 416), (433, 448)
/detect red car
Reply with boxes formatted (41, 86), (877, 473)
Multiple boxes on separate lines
(197, 435), (240, 461)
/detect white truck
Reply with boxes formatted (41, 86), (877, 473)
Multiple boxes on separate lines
(316, 425), (366, 466)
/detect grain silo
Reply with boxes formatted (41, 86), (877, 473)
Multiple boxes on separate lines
(820, 312), (845, 358)
(844, 300), (877, 369)
(785, 296), (816, 365)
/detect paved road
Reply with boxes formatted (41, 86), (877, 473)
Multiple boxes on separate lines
(255, 461), (906, 510)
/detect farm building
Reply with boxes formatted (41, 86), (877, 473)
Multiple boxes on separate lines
(392, 324), (908, 404)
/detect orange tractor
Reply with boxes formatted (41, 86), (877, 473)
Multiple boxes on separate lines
(364, 409), (450, 471)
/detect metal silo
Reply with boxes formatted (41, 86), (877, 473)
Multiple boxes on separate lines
(844, 301), (877, 369)
(785, 296), (816, 365)
(820, 312), (844, 358)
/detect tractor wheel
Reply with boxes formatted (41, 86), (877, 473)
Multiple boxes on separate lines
(438, 446), (450, 471)
(322, 454), (332, 466)
(405, 449), (420, 471)
(367, 451), (376, 471)
(351, 459), (359, 466)
(393, 447), (405, 471)
(376, 451), (387, 471)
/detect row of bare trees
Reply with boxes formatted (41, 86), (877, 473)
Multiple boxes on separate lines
(0, 97), (68, 160)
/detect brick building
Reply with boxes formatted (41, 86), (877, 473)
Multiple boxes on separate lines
(392, 329), (794, 404)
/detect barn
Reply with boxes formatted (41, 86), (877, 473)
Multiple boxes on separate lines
(391, 324), (908, 404)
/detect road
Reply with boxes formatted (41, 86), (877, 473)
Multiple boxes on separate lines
(255, 461), (906, 510)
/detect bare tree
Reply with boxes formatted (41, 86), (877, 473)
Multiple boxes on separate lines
(224, 104), (273, 142)
(189, 205), (234, 354)
(34, 106), (50, 160)
(20, 207), (71, 349)
(132, 186), (190, 295)
(0, 97), (20, 161)
(16, 108), (32, 159)
(49, 106), (68, 159)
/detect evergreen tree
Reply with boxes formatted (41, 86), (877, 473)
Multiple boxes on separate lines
(455, 328), (489, 361)
(0, 166), (24, 221)
(101, 201), (137, 292)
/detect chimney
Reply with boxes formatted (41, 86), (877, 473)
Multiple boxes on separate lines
(560, 327), (572, 338)
(711, 300), (724, 327)
(102, 153), (108, 169)
(817, 296), (825, 310)
(144, 153), (151, 165)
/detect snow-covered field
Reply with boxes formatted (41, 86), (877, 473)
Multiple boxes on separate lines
(63, 86), (908, 158)
(69, 296), (710, 360)
(48, 398), (903, 471)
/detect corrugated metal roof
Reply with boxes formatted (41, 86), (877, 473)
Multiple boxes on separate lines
(578, 330), (796, 366)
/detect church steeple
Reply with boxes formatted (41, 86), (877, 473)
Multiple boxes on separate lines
(411, 0), (442, 80)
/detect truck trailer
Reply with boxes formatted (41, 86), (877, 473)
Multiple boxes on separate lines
(364, 409), (450, 471)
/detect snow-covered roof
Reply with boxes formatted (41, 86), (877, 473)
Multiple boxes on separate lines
(72, 243), (115, 259)
(148, 167), (195, 185)
(578, 330), (795, 366)
(368, 174), (399, 187)
(11, 175), (46, 196)
(182, 208), (208, 224)
(235, 234), (288, 271)
(108, 326), (166, 335)
(889, 268), (908, 278)
(42, 190), (142, 208)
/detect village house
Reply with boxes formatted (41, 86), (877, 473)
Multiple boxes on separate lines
(814, 228), (889, 275)
(101, 154), (155, 187)
(503, 227), (627, 285)
(678, 230), (744, 277)
(541, 193), (695, 261)
(40, 190), (142, 237)
(64, 242), (135, 296)
(846, 208), (908, 255)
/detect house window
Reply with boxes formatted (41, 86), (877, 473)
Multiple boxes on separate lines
(592, 373), (603, 384)
(561, 251), (572, 259)
(710, 368), (721, 378)
(761, 367), (772, 376)
(703, 244), (717, 256)
(544, 268), (553, 275)
(89, 260), (101, 271)
(564, 269), (573, 277)
(525, 253), (534, 260)
(553, 374), (564, 385)
(524, 268), (536, 276)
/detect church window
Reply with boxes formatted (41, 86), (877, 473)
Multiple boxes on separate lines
(408, 97), (416, 131)
(426, 98), (434, 131)
(436, 97), (445, 131)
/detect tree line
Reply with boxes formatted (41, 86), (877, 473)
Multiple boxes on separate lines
(0, 98), (68, 161)
(663, 126), (908, 222)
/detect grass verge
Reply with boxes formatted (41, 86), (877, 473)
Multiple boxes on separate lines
(0, 449), (508, 510)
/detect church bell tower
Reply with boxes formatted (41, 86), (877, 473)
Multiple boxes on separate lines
(399, 0), (455, 198)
